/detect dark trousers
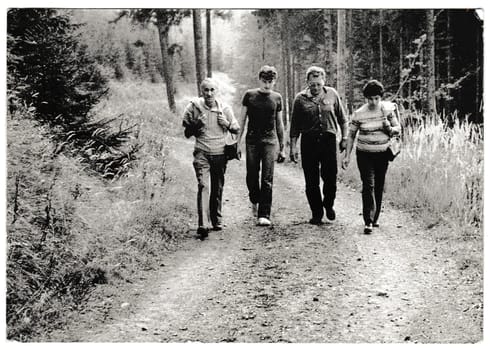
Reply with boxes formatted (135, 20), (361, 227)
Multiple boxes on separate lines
(356, 150), (390, 225)
(192, 149), (227, 228)
(246, 143), (277, 219)
(300, 132), (338, 220)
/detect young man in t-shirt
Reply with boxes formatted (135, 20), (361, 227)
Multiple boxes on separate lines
(238, 66), (285, 226)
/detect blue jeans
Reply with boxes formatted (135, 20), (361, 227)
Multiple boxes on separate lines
(356, 150), (390, 225)
(300, 132), (338, 220)
(246, 143), (277, 219)
(192, 149), (227, 228)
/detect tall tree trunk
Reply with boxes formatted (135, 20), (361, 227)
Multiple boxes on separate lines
(280, 11), (290, 127)
(336, 9), (346, 103)
(426, 10), (436, 114)
(475, 16), (482, 119)
(399, 26), (404, 100)
(292, 55), (298, 98)
(446, 10), (452, 115)
(323, 9), (334, 82)
(283, 11), (294, 113)
(206, 9), (212, 77)
(192, 9), (205, 95)
(379, 10), (384, 82)
(262, 33), (266, 61)
(157, 26), (176, 113)
(346, 9), (354, 113)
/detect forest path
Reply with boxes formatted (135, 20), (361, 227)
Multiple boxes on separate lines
(45, 135), (482, 343)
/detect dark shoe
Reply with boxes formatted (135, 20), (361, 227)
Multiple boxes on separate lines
(309, 217), (323, 225)
(373, 222), (379, 228)
(364, 224), (373, 234)
(325, 207), (336, 221)
(197, 227), (209, 240)
(212, 223), (223, 231)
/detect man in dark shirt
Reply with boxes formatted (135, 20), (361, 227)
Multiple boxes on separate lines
(238, 65), (285, 226)
(289, 66), (348, 225)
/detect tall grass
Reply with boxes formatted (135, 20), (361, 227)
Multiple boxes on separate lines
(340, 115), (483, 230)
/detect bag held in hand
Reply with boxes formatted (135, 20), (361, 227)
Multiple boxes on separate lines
(224, 132), (240, 161)
(387, 136), (401, 161)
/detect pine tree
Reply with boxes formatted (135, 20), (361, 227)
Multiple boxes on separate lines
(7, 8), (138, 179)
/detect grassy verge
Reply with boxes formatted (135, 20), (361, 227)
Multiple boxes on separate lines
(6, 81), (197, 340)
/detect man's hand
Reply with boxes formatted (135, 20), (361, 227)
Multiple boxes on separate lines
(290, 146), (299, 163)
(339, 138), (347, 152)
(277, 150), (286, 163)
(217, 112), (230, 129)
(237, 144), (243, 161)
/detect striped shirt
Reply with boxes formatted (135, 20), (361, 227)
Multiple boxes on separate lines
(350, 101), (399, 153)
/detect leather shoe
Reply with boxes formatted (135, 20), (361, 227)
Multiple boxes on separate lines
(212, 223), (223, 231)
(309, 217), (323, 225)
(364, 224), (373, 234)
(197, 227), (209, 240)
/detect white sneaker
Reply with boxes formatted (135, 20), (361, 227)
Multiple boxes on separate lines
(252, 203), (258, 217)
(258, 217), (271, 226)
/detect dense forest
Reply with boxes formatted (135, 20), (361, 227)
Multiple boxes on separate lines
(6, 8), (483, 340)
(68, 9), (484, 122)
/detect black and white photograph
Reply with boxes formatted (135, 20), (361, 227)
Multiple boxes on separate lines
(3, 1), (485, 345)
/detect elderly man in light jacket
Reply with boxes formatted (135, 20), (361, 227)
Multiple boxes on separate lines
(183, 78), (240, 240)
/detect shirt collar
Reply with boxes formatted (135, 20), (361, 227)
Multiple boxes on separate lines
(301, 86), (328, 99)
(198, 97), (222, 112)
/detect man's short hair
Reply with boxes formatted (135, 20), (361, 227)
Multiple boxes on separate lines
(363, 80), (384, 98)
(306, 66), (326, 81)
(200, 78), (218, 90)
(258, 65), (278, 81)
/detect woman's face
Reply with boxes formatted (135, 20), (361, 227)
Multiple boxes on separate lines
(307, 76), (325, 96)
(366, 95), (382, 109)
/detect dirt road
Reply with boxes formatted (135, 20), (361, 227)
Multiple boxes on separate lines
(45, 137), (482, 343)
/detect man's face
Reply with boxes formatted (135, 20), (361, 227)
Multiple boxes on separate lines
(201, 82), (218, 105)
(259, 78), (276, 92)
(307, 75), (325, 96)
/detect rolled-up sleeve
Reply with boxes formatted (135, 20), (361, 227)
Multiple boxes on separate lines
(224, 105), (240, 134)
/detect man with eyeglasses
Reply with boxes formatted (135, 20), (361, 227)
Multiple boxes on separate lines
(289, 66), (348, 225)
(238, 65), (285, 226)
(183, 78), (240, 240)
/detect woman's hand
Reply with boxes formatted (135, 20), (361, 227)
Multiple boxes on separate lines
(380, 104), (392, 135)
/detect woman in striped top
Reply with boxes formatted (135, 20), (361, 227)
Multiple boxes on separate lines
(342, 80), (401, 234)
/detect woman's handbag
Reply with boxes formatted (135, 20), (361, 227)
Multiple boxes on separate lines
(387, 136), (401, 161)
(224, 132), (240, 161)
